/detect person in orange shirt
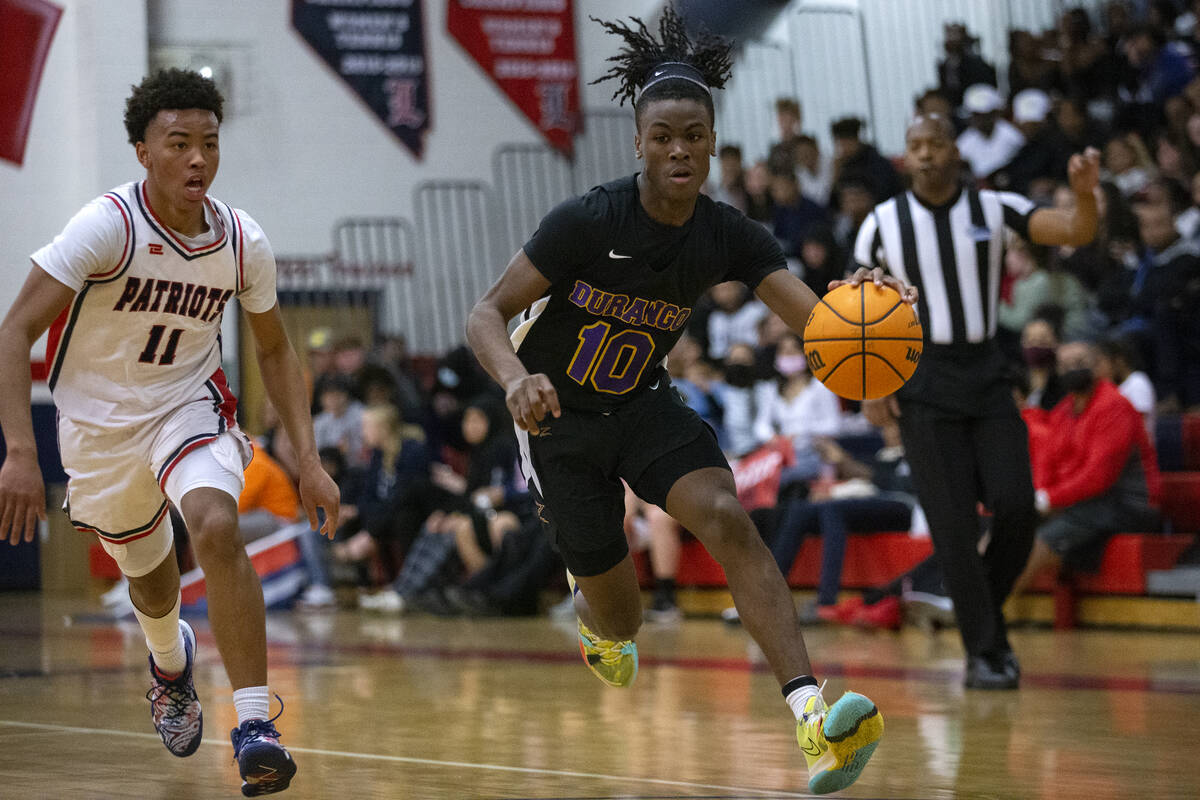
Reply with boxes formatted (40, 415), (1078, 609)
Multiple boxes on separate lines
(239, 447), (302, 542)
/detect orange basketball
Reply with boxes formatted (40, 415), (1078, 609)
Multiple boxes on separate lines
(802, 283), (924, 401)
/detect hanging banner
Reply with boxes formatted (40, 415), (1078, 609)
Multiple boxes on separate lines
(292, 0), (431, 158)
(0, 0), (63, 167)
(447, 0), (580, 156)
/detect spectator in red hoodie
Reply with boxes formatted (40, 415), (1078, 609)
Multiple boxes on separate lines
(1011, 340), (1161, 596)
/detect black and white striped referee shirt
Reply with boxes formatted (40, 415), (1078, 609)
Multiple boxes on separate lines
(854, 187), (1037, 345)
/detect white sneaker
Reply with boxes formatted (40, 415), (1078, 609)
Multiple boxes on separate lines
(902, 590), (955, 630)
(296, 584), (336, 609)
(359, 588), (405, 613)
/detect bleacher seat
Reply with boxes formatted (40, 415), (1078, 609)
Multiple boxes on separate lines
(635, 532), (932, 590)
(637, 415), (1200, 630)
(1182, 413), (1200, 471)
(1160, 472), (1200, 534)
(1155, 413), (1200, 472)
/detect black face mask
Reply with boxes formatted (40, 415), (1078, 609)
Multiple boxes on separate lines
(724, 364), (756, 388)
(1022, 346), (1057, 369)
(1060, 367), (1095, 394)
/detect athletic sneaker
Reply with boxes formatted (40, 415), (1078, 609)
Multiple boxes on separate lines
(796, 687), (884, 795)
(566, 570), (638, 687)
(644, 593), (683, 623)
(295, 583), (336, 610)
(231, 702), (297, 797)
(577, 620), (639, 687)
(146, 619), (203, 757)
(902, 590), (956, 631)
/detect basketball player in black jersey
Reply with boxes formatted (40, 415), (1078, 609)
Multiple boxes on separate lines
(466, 8), (911, 794)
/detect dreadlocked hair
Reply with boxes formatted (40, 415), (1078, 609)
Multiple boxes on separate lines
(590, 3), (733, 124)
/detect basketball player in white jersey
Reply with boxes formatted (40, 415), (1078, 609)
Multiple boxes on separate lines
(0, 69), (339, 796)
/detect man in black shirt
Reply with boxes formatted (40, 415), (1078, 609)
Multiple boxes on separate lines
(466, 8), (913, 796)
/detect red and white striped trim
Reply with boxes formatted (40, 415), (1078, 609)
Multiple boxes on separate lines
(139, 181), (227, 255)
(90, 194), (133, 279)
(156, 434), (221, 493)
(75, 502), (170, 544)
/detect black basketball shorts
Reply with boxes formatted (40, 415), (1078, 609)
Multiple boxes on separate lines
(515, 376), (729, 577)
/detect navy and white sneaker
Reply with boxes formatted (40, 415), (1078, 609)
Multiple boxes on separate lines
(146, 619), (203, 757)
(231, 700), (297, 797)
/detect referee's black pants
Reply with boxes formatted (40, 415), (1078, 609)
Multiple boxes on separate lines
(899, 403), (1037, 659)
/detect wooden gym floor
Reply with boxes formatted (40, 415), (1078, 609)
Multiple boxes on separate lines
(0, 593), (1198, 799)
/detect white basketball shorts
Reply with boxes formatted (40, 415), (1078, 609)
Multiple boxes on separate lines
(57, 398), (251, 575)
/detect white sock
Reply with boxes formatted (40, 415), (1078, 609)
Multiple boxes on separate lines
(133, 593), (186, 676)
(785, 684), (824, 721)
(233, 686), (271, 725)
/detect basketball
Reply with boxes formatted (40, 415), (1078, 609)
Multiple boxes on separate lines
(802, 283), (924, 401)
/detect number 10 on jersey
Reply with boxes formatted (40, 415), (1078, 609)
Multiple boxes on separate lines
(566, 321), (656, 394)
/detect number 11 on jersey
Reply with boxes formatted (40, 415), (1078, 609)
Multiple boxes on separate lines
(138, 324), (183, 365)
(565, 321), (656, 395)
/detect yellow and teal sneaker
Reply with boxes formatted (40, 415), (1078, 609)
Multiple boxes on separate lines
(576, 620), (638, 687)
(796, 688), (883, 794)
(566, 571), (638, 688)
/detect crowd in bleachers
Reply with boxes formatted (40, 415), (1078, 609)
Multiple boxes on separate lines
(646, 0), (1200, 625)
(216, 1), (1198, 625)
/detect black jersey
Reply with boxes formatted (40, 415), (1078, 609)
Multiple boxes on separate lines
(516, 175), (786, 412)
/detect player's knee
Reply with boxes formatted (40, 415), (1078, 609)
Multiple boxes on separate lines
(690, 493), (755, 550)
(127, 583), (176, 618)
(187, 507), (243, 565)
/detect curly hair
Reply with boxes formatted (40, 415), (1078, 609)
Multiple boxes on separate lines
(124, 68), (224, 145)
(590, 3), (733, 126)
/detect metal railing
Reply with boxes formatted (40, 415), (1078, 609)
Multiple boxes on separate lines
(413, 181), (498, 354)
(275, 0), (1116, 354)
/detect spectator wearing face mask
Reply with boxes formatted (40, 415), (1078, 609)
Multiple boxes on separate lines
(1010, 340), (1161, 598)
(1017, 316), (1066, 411)
(753, 333), (845, 477)
(716, 342), (772, 458)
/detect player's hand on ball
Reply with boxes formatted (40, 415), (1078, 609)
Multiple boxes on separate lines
(831, 267), (918, 305)
(0, 451), (46, 546)
(506, 373), (561, 433)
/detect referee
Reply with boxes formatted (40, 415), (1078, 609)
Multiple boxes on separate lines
(854, 114), (1099, 689)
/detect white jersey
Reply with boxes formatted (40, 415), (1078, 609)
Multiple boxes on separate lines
(31, 181), (276, 431)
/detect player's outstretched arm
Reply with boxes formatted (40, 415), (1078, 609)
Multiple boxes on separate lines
(466, 249), (560, 433)
(0, 267), (75, 545)
(754, 269), (821, 334)
(1028, 147), (1100, 247)
(244, 304), (340, 538)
